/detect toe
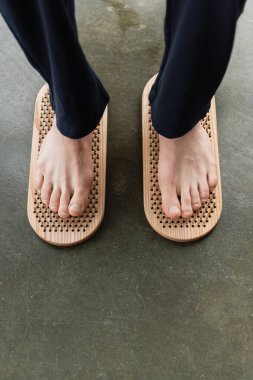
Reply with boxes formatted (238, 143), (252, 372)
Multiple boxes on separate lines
(40, 182), (53, 207)
(35, 172), (44, 192)
(190, 184), (202, 211)
(198, 178), (210, 203)
(161, 188), (181, 219)
(180, 188), (193, 218)
(49, 188), (61, 213)
(58, 190), (71, 219)
(69, 188), (90, 217)
(207, 165), (218, 192)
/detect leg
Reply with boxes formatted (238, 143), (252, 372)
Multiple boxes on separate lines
(150, 0), (245, 219)
(0, 0), (109, 218)
(48, 0), (79, 107)
(0, 0), (109, 139)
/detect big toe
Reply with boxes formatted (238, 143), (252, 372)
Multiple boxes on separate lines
(161, 189), (181, 220)
(69, 189), (89, 217)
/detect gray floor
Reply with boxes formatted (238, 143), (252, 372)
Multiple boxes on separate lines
(0, 1), (253, 379)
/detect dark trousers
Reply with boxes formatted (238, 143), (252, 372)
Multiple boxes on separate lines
(0, 0), (247, 139)
(149, 0), (247, 138)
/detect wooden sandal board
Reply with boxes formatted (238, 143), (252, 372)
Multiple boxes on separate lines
(142, 75), (222, 242)
(27, 83), (107, 246)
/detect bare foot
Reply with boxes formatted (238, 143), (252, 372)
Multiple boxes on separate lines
(34, 116), (93, 219)
(158, 121), (218, 219)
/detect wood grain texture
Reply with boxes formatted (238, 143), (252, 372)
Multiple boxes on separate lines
(27, 84), (107, 246)
(142, 75), (222, 242)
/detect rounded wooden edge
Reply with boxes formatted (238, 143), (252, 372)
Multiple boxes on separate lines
(27, 210), (105, 247)
(143, 206), (222, 243)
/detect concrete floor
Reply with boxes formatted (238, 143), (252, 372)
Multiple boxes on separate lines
(0, 1), (253, 379)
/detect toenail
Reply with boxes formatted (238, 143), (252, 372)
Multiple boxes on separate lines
(50, 205), (57, 210)
(169, 206), (180, 213)
(70, 204), (84, 212)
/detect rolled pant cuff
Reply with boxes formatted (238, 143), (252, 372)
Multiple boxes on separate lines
(57, 93), (109, 139)
(48, 74), (110, 139)
(149, 97), (211, 139)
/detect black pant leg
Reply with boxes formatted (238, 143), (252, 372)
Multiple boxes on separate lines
(47, 0), (78, 108)
(237, 0), (247, 17)
(149, 0), (245, 139)
(63, 0), (78, 37)
(0, 0), (109, 139)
